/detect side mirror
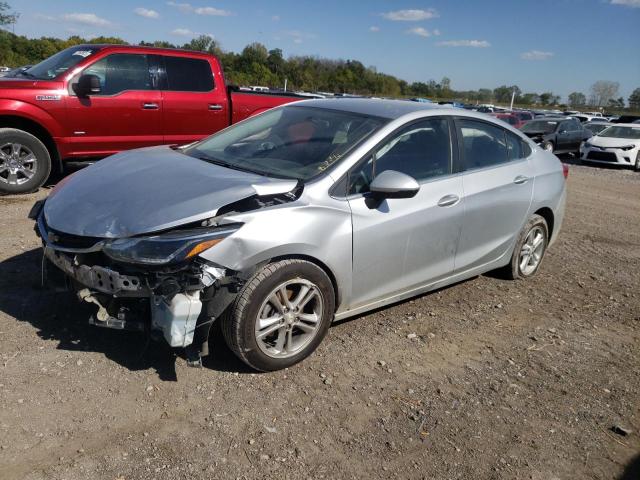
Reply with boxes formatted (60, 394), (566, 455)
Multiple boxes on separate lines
(369, 170), (420, 199)
(559, 129), (567, 134)
(74, 74), (102, 97)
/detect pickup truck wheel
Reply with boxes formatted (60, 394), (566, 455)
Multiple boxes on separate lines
(221, 259), (335, 372)
(0, 128), (51, 194)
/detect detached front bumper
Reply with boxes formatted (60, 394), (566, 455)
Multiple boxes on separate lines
(581, 146), (639, 166)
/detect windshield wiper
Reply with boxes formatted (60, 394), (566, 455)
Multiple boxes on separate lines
(16, 70), (37, 79)
(191, 153), (273, 177)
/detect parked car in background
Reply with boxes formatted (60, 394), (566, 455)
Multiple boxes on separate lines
(513, 110), (534, 123)
(2, 65), (32, 78)
(0, 44), (306, 194)
(0, 66), (10, 77)
(570, 114), (602, 123)
(520, 117), (590, 154)
(583, 121), (613, 136)
(583, 111), (603, 117)
(612, 115), (640, 124)
(31, 98), (567, 371)
(580, 124), (640, 170)
(489, 112), (524, 128)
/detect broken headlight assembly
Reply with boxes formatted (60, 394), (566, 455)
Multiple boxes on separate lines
(102, 224), (242, 265)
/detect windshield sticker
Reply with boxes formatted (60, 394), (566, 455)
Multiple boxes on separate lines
(72, 50), (93, 58)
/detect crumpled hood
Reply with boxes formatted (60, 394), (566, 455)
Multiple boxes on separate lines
(44, 146), (297, 238)
(588, 136), (639, 149)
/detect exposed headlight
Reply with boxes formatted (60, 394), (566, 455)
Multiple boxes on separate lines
(583, 142), (592, 148)
(619, 145), (637, 151)
(102, 224), (242, 265)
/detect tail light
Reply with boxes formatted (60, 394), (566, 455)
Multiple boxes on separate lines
(562, 163), (569, 179)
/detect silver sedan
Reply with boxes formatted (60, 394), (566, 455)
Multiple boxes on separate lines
(32, 99), (567, 371)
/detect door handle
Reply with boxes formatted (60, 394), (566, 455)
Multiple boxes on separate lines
(208, 104), (223, 111)
(142, 102), (159, 110)
(513, 175), (530, 185)
(437, 194), (460, 207)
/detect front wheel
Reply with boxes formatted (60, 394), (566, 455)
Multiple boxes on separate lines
(541, 141), (554, 153)
(221, 259), (335, 371)
(502, 214), (549, 280)
(0, 128), (51, 194)
(634, 154), (640, 172)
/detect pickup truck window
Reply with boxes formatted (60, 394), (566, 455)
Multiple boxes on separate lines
(80, 54), (152, 96)
(163, 56), (214, 92)
(22, 45), (102, 80)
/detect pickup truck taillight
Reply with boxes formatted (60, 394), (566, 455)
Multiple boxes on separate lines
(562, 163), (569, 179)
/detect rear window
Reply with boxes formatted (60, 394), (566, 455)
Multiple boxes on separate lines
(163, 56), (214, 92)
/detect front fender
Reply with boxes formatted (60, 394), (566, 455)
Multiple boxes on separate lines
(0, 98), (64, 137)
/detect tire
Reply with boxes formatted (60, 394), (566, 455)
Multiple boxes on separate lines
(634, 155), (640, 172)
(541, 141), (554, 153)
(221, 259), (335, 371)
(0, 128), (51, 194)
(501, 214), (549, 280)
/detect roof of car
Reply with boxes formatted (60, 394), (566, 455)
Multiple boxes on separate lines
(291, 98), (443, 120)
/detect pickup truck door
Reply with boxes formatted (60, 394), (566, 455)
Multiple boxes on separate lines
(160, 55), (229, 145)
(64, 53), (163, 157)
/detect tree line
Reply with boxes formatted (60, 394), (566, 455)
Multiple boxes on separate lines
(1, 13), (638, 111)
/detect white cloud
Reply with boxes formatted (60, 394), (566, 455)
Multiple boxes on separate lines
(62, 13), (113, 27)
(369, 26), (380, 32)
(171, 27), (194, 36)
(433, 29), (441, 36)
(520, 50), (554, 60)
(284, 30), (317, 44)
(436, 39), (490, 48)
(381, 9), (438, 21)
(34, 13), (57, 21)
(272, 15), (280, 21)
(167, 1), (193, 13)
(610, 0), (640, 7)
(194, 6), (232, 16)
(406, 27), (431, 37)
(134, 7), (160, 19)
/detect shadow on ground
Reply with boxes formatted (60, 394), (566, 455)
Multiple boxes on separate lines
(0, 248), (250, 380)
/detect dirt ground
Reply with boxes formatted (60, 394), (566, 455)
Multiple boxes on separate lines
(0, 161), (639, 480)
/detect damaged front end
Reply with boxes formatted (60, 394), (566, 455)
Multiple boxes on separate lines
(30, 201), (249, 366)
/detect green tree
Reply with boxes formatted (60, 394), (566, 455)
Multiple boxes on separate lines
(567, 92), (586, 107)
(0, 2), (18, 28)
(628, 88), (640, 110)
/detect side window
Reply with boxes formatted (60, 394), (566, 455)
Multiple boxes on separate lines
(459, 119), (508, 170)
(559, 121), (572, 132)
(164, 56), (214, 92)
(521, 140), (532, 157)
(81, 54), (151, 95)
(505, 131), (523, 160)
(347, 118), (452, 195)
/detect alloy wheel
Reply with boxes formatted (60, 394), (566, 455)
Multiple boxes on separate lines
(519, 226), (546, 276)
(254, 278), (324, 358)
(0, 142), (37, 186)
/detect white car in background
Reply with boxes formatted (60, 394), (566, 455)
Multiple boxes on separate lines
(581, 124), (640, 171)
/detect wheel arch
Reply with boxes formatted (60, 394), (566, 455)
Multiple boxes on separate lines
(534, 206), (554, 239)
(0, 115), (62, 173)
(269, 253), (342, 312)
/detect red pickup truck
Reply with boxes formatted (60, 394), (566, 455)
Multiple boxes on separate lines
(0, 44), (302, 194)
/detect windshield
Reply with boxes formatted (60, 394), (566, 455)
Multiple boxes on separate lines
(185, 106), (386, 181)
(598, 126), (640, 140)
(521, 120), (558, 134)
(585, 123), (610, 134)
(21, 45), (102, 80)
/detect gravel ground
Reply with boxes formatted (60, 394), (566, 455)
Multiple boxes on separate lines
(0, 162), (639, 480)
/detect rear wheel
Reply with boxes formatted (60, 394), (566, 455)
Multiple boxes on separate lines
(541, 141), (554, 153)
(501, 214), (549, 280)
(634, 154), (640, 172)
(221, 259), (335, 371)
(0, 128), (51, 194)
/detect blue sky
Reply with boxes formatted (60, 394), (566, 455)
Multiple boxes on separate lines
(7, 0), (640, 101)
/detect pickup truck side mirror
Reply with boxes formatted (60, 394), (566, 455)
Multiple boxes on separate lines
(74, 74), (102, 97)
(369, 170), (420, 199)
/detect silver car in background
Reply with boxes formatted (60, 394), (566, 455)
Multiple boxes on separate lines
(31, 99), (567, 371)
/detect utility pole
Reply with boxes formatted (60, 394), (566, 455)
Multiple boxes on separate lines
(284, 78), (287, 92)
(509, 88), (516, 110)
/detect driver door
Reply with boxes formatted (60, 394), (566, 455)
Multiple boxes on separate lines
(346, 118), (464, 309)
(64, 53), (163, 158)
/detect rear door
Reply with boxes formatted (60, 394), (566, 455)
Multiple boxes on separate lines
(65, 53), (163, 157)
(346, 117), (464, 308)
(160, 55), (229, 145)
(557, 121), (574, 150)
(454, 118), (534, 272)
